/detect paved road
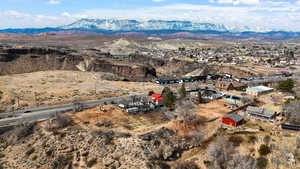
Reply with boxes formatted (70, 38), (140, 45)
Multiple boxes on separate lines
(0, 94), (147, 126)
(160, 75), (298, 87)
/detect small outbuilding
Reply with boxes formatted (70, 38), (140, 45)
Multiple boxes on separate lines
(245, 106), (277, 121)
(246, 86), (274, 96)
(216, 80), (246, 91)
(224, 95), (243, 104)
(222, 114), (244, 127)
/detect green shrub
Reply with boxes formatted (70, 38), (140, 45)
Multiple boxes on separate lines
(256, 157), (268, 169)
(178, 83), (186, 99)
(51, 155), (73, 169)
(296, 137), (300, 149)
(46, 149), (53, 157)
(164, 90), (176, 109)
(86, 158), (97, 168)
(258, 144), (271, 156)
(278, 79), (294, 93)
(25, 147), (35, 156)
(32, 155), (38, 161)
(173, 161), (199, 169)
(197, 91), (204, 104)
(148, 90), (154, 96)
(203, 160), (211, 167)
(247, 135), (257, 144)
(228, 135), (244, 146)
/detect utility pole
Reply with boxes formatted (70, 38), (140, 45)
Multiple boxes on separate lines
(16, 96), (20, 109)
(34, 92), (38, 106)
(93, 74), (98, 96)
(11, 89), (20, 110)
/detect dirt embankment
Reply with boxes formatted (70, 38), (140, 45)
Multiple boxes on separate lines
(0, 46), (157, 81)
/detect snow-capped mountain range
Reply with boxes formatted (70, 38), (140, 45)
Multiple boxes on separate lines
(1, 18), (300, 41)
(61, 19), (269, 33)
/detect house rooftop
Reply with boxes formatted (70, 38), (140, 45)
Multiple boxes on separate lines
(224, 113), (244, 122)
(246, 106), (276, 117)
(246, 86), (273, 92)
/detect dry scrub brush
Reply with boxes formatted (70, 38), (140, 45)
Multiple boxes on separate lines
(45, 114), (72, 131)
(207, 136), (256, 169)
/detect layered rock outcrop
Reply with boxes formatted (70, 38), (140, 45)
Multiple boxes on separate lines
(0, 46), (157, 81)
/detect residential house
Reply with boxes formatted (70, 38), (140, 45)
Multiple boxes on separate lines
(222, 114), (244, 127)
(216, 80), (246, 91)
(202, 89), (224, 100)
(245, 106), (277, 121)
(246, 86), (274, 96)
(151, 93), (165, 106)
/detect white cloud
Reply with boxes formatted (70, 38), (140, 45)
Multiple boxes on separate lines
(70, 3), (300, 31)
(62, 12), (71, 17)
(212, 0), (260, 5)
(0, 10), (72, 28)
(47, 0), (61, 5)
(1, 1), (300, 31)
(152, 0), (165, 2)
(3, 10), (30, 18)
(296, 0), (300, 5)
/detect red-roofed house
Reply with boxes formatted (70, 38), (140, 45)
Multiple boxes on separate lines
(151, 93), (165, 106)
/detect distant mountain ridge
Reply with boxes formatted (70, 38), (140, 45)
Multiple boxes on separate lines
(1, 19), (300, 40)
(62, 19), (231, 32)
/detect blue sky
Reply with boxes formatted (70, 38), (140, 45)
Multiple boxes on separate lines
(1, 0), (300, 31)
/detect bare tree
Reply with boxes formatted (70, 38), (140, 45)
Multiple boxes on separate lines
(284, 100), (300, 125)
(174, 100), (196, 117)
(296, 137), (300, 149)
(207, 136), (235, 169)
(208, 136), (257, 169)
(227, 154), (256, 169)
(263, 135), (271, 145)
(45, 114), (72, 131)
(173, 161), (199, 169)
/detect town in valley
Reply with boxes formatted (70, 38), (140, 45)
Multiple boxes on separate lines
(0, 1), (300, 169)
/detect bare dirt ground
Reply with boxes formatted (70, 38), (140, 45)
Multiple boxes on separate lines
(196, 99), (232, 118)
(66, 98), (233, 146)
(66, 105), (167, 134)
(0, 34), (233, 50)
(234, 64), (290, 76)
(0, 71), (163, 112)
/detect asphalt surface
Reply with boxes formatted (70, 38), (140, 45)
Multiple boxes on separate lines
(0, 94), (147, 126)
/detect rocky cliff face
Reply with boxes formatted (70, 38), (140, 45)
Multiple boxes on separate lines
(75, 58), (157, 81)
(0, 46), (157, 81)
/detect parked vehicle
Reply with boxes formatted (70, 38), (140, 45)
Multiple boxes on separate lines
(126, 107), (139, 114)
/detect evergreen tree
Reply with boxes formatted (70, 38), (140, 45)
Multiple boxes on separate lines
(148, 90), (154, 96)
(178, 83), (186, 99)
(197, 91), (204, 104)
(161, 87), (172, 98)
(278, 79), (294, 93)
(164, 90), (176, 109)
